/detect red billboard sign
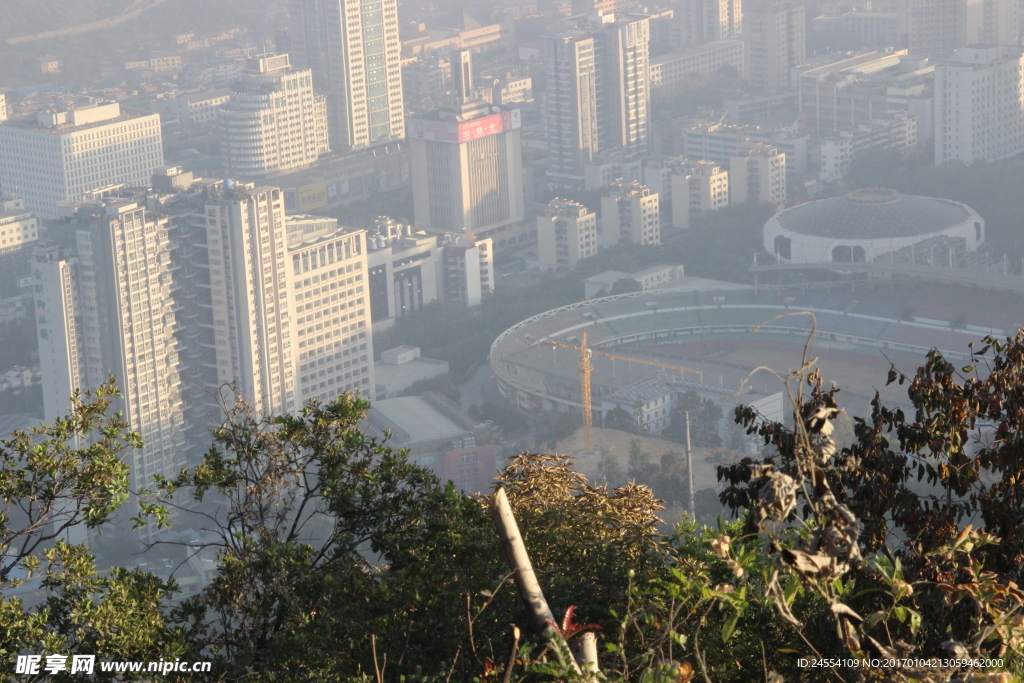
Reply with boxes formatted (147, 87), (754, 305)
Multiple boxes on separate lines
(411, 109), (521, 144)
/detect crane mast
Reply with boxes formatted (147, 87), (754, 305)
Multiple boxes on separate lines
(543, 334), (701, 455)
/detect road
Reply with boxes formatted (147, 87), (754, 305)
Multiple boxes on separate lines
(7, 0), (172, 45)
(459, 361), (501, 412)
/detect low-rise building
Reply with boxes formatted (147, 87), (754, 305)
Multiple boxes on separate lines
(177, 89), (231, 125)
(149, 53), (183, 72)
(0, 197), (38, 298)
(37, 56), (61, 74)
(374, 345), (450, 398)
(682, 121), (808, 188)
(601, 179), (661, 246)
(601, 378), (677, 433)
(819, 114), (917, 181)
(441, 233), (493, 307)
(483, 71), (533, 105)
(649, 40), (744, 91)
(584, 264), (685, 298)
(722, 91), (799, 125)
(366, 217), (441, 331)
(644, 157), (729, 229)
(537, 198), (598, 272)
(797, 50), (934, 141)
(366, 394), (495, 492)
(730, 143), (786, 207)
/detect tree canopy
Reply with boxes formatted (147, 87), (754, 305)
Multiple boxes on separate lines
(6, 332), (1024, 681)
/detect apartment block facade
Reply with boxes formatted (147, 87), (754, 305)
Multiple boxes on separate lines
(537, 198), (599, 272)
(601, 179), (660, 245)
(934, 46), (1024, 166)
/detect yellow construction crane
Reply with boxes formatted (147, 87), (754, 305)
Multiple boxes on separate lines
(545, 333), (701, 453)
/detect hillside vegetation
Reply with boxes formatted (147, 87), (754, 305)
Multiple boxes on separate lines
(0, 0), (132, 41)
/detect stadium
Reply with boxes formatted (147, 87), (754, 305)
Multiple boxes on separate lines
(490, 277), (1024, 434)
(764, 189), (984, 264)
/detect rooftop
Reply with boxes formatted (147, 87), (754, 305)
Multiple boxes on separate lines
(369, 396), (469, 445)
(607, 378), (676, 405)
(774, 189), (975, 239)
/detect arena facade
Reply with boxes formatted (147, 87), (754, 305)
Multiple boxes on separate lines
(763, 189), (984, 265)
(490, 277), (1023, 434)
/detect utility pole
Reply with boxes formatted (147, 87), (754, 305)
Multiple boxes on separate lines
(685, 411), (694, 516)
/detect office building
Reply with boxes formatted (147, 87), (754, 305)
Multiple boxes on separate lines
(743, 0), (805, 91)
(648, 40), (744, 92)
(0, 197), (38, 297)
(544, 13), (651, 189)
(723, 91), (799, 126)
(537, 198), (599, 272)
(797, 51), (934, 142)
(409, 99), (524, 238)
(842, 11), (901, 47)
(906, 0), (961, 59)
(0, 92), (7, 122)
(284, 216), (374, 404)
(289, 0), (406, 152)
(601, 179), (660, 245)
(674, 0), (743, 48)
(35, 200), (187, 512)
(219, 54), (330, 180)
(0, 102), (163, 219)
(204, 184), (374, 410)
(441, 234), (493, 307)
(367, 217), (441, 330)
(644, 158), (729, 229)
(729, 143), (786, 207)
(934, 46), (1024, 166)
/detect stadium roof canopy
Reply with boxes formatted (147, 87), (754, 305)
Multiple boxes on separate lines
(775, 189), (973, 240)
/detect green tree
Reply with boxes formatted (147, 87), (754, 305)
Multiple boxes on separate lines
(597, 446), (625, 486)
(603, 406), (638, 432)
(609, 277), (642, 295)
(0, 381), (198, 681)
(399, 372), (461, 403)
(718, 335), (1024, 679)
(627, 437), (657, 481)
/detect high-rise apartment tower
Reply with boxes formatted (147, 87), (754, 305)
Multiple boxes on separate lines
(219, 54), (330, 179)
(289, 0), (406, 151)
(743, 0), (805, 91)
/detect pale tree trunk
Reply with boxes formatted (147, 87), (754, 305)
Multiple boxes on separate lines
(490, 486), (596, 676)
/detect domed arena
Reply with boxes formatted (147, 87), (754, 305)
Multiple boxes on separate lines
(764, 189), (984, 264)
